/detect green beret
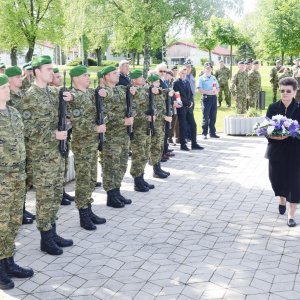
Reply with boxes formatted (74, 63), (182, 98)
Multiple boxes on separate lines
(130, 69), (143, 79)
(25, 65), (33, 71)
(0, 63), (6, 69)
(147, 74), (160, 83)
(53, 67), (59, 74)
(5, 66), (22, 77)
(69, 65), (88, 77)
(98, 66), (117, 78)
(32, 55), (52, 68)
(0, 74), (8, 86)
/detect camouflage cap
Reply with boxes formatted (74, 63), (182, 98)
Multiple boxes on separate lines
(246, 58), (253, 64)
(25, 65), (33, 71)
(0, 74), (9, 86)
(204, 62), (212, 68)
(53, 67), (59, 74)
(147, 74), (160, 83)
(276, 60), (281, 64)
(98, 66), (117, 78)
(69, 65), (88, 77)
(253, 60), (259, 65)
(32, 55), (52, 68)
(238, 61), (245, 65)
(130, 69), (143, 79)
(5, 66), (22, 77)
(22, 62), (31, 69)
(0, 63), (6, 69)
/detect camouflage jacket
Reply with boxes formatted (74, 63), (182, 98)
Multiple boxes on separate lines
(270, 66), (280, 84)
(22, 84), (60, 156)
(8, 89), (24, 113)
(230, 71), (249, 97)
(68, 88), (98, 143)
(21, 77), (32, 91)
(248, 70), (261, 93)
(215, 66), (231, 85)
(103, 85), (129, 138)
(154, 89), (168, 126)
(0, 106), (26, 173)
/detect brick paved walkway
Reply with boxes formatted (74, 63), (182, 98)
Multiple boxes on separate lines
(2, 135), (300, 300)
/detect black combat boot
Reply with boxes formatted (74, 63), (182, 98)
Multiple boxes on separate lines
(63, 190), (75, 201)
(61, 197), (71, 205)
(24, 210), (36, 220)
(134, 175), (149, 192)
(95, 182), (102, 188)
(78, 208), (97, 230)
(40, 229), (63, 255)
(107, 189), (125, 208)
(5, 257), (34, 278)
(0, 259), (14, 290)
(22, 203), (34, 224)
(141, 174), (155, 189)
(52, 223), (73, 247)
(158, 163), (170, 176)
(153, 163), (168, 178)
(116, 188), (132, 204)
(87, 204), (106, 225)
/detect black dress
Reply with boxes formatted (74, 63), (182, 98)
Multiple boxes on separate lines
(266, 99), (300, 203)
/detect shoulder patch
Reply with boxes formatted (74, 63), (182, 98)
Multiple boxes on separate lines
(22, 111), (31, 119)
(73, 109), (81, 117)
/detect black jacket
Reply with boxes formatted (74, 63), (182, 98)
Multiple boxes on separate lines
(118, 73), (130, 87)
(173, 78), (193, 107)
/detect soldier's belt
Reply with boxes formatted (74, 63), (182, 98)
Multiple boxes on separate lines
(0, 160), (26, 173)
(203, 95), (216, 98)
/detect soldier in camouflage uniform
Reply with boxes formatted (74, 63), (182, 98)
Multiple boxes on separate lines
(292, 58), (300, 73)
(0, 74), (34, 290)
(215, 60), (231, 107)
(230, 61), (249, 114)
(22, 56), (73, 255)
(5, 66), (36, 225)
(147, 73), (172, 178)
(246, 58), (253, 73)
(129, 69), (156, 192)
(98, 66), (135, 208)
(21, 64), (33, 91)
(68, 65), (106, 230)
(248, 60), (261, 108)
(270, 60), (282, 103)
(0, 63), (6, 74)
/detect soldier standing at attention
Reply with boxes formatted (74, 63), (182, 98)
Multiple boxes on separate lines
(98, 66), (135, 208)
(68, 65), (106, 230)
(129, 69), (156, 192)
(21, 64), (33, 91)
(22, 56), (73, 255)
(248, 60), (262, 108)
(270, 60), (282, 103)
(50, 67), (75, 206)
(0, 63), (6, 74)
(230, 61), (249, 114)
(5, 66), (35, 225)
(246, 59), (253, 73)
(0, 74), (34, 290)
(215, 60), (231, 107)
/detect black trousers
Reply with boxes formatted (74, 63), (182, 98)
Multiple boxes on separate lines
(177, 107), (197, 146)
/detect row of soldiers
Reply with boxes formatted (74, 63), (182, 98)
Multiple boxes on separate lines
(214, 59), (261, 114)
(0, 56), (175, 289)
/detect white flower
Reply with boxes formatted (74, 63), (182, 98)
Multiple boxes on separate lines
(267, 126), (275, 135)
(260, 119), (271, 127)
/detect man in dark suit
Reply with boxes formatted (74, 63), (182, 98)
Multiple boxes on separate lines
(117, 60), (130, 86)
(173, 67), (203, 151)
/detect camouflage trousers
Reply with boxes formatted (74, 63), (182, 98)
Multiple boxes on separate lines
(130, 130), (151, 178)
(249, 91), (259, 108)
(235, 96), (248, 114)
(33, 153), (64, 231)
(25, 139), (34, 190)
(102, 133), (130, 191)
(272, 84), (278, 103)
(218, 83), (231, 105)
(150, 123), (164, 165)
(0, 172), (25, 259)
(72, 138), (98, 209)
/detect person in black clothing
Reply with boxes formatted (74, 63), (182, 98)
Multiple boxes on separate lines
(266, 77), (300, 227)
(173, 67), (203, 151)
(117, 60), (130, 86)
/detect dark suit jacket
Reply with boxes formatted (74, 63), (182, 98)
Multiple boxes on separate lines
(118, 73), (130, 86)
(173, 78), (193, 107)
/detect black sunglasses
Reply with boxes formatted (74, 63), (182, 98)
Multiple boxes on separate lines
(280, 89), (292, 94)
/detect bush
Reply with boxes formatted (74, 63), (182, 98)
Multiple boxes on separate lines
(88, 58), (97, 66)
(101, 60), (119, 67)
(247, 107), (261, 117)
(67, 57), (82, 66)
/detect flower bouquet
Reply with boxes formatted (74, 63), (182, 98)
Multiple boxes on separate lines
(253, 114), (300, 138)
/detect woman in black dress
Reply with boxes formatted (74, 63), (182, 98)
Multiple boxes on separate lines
(266, 77), (300, 227)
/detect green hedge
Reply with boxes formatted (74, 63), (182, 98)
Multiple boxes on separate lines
(67, 58), (118, 67)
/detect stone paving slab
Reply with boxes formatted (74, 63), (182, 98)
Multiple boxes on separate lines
(1, 135), (300, 300)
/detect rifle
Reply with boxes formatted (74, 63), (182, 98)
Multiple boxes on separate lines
(58, 70), (67, 158)
(126, 84), (134, 140)
(147, 85), (155, 136)
(95, 86), (105, 151)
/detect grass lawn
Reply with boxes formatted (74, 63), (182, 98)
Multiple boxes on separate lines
(62, 64), (278, 133)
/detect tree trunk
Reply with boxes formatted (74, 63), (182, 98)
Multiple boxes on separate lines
(230, 44), (233, 77)
(143, 29), (151, 78)
(208, 50), (212, 64)
(137, 53), (140, 65)
(95, 48), (102, 66)
(281, 51), (284, 64)
(132, 50), (136, 69)
(10, 47), (18, 66)
(25, 37), (36, 62)
(162, 34), (167, 66)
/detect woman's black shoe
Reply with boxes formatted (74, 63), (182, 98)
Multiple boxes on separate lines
(279, 205), (286, 215)
(287, 219), (297, 227)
